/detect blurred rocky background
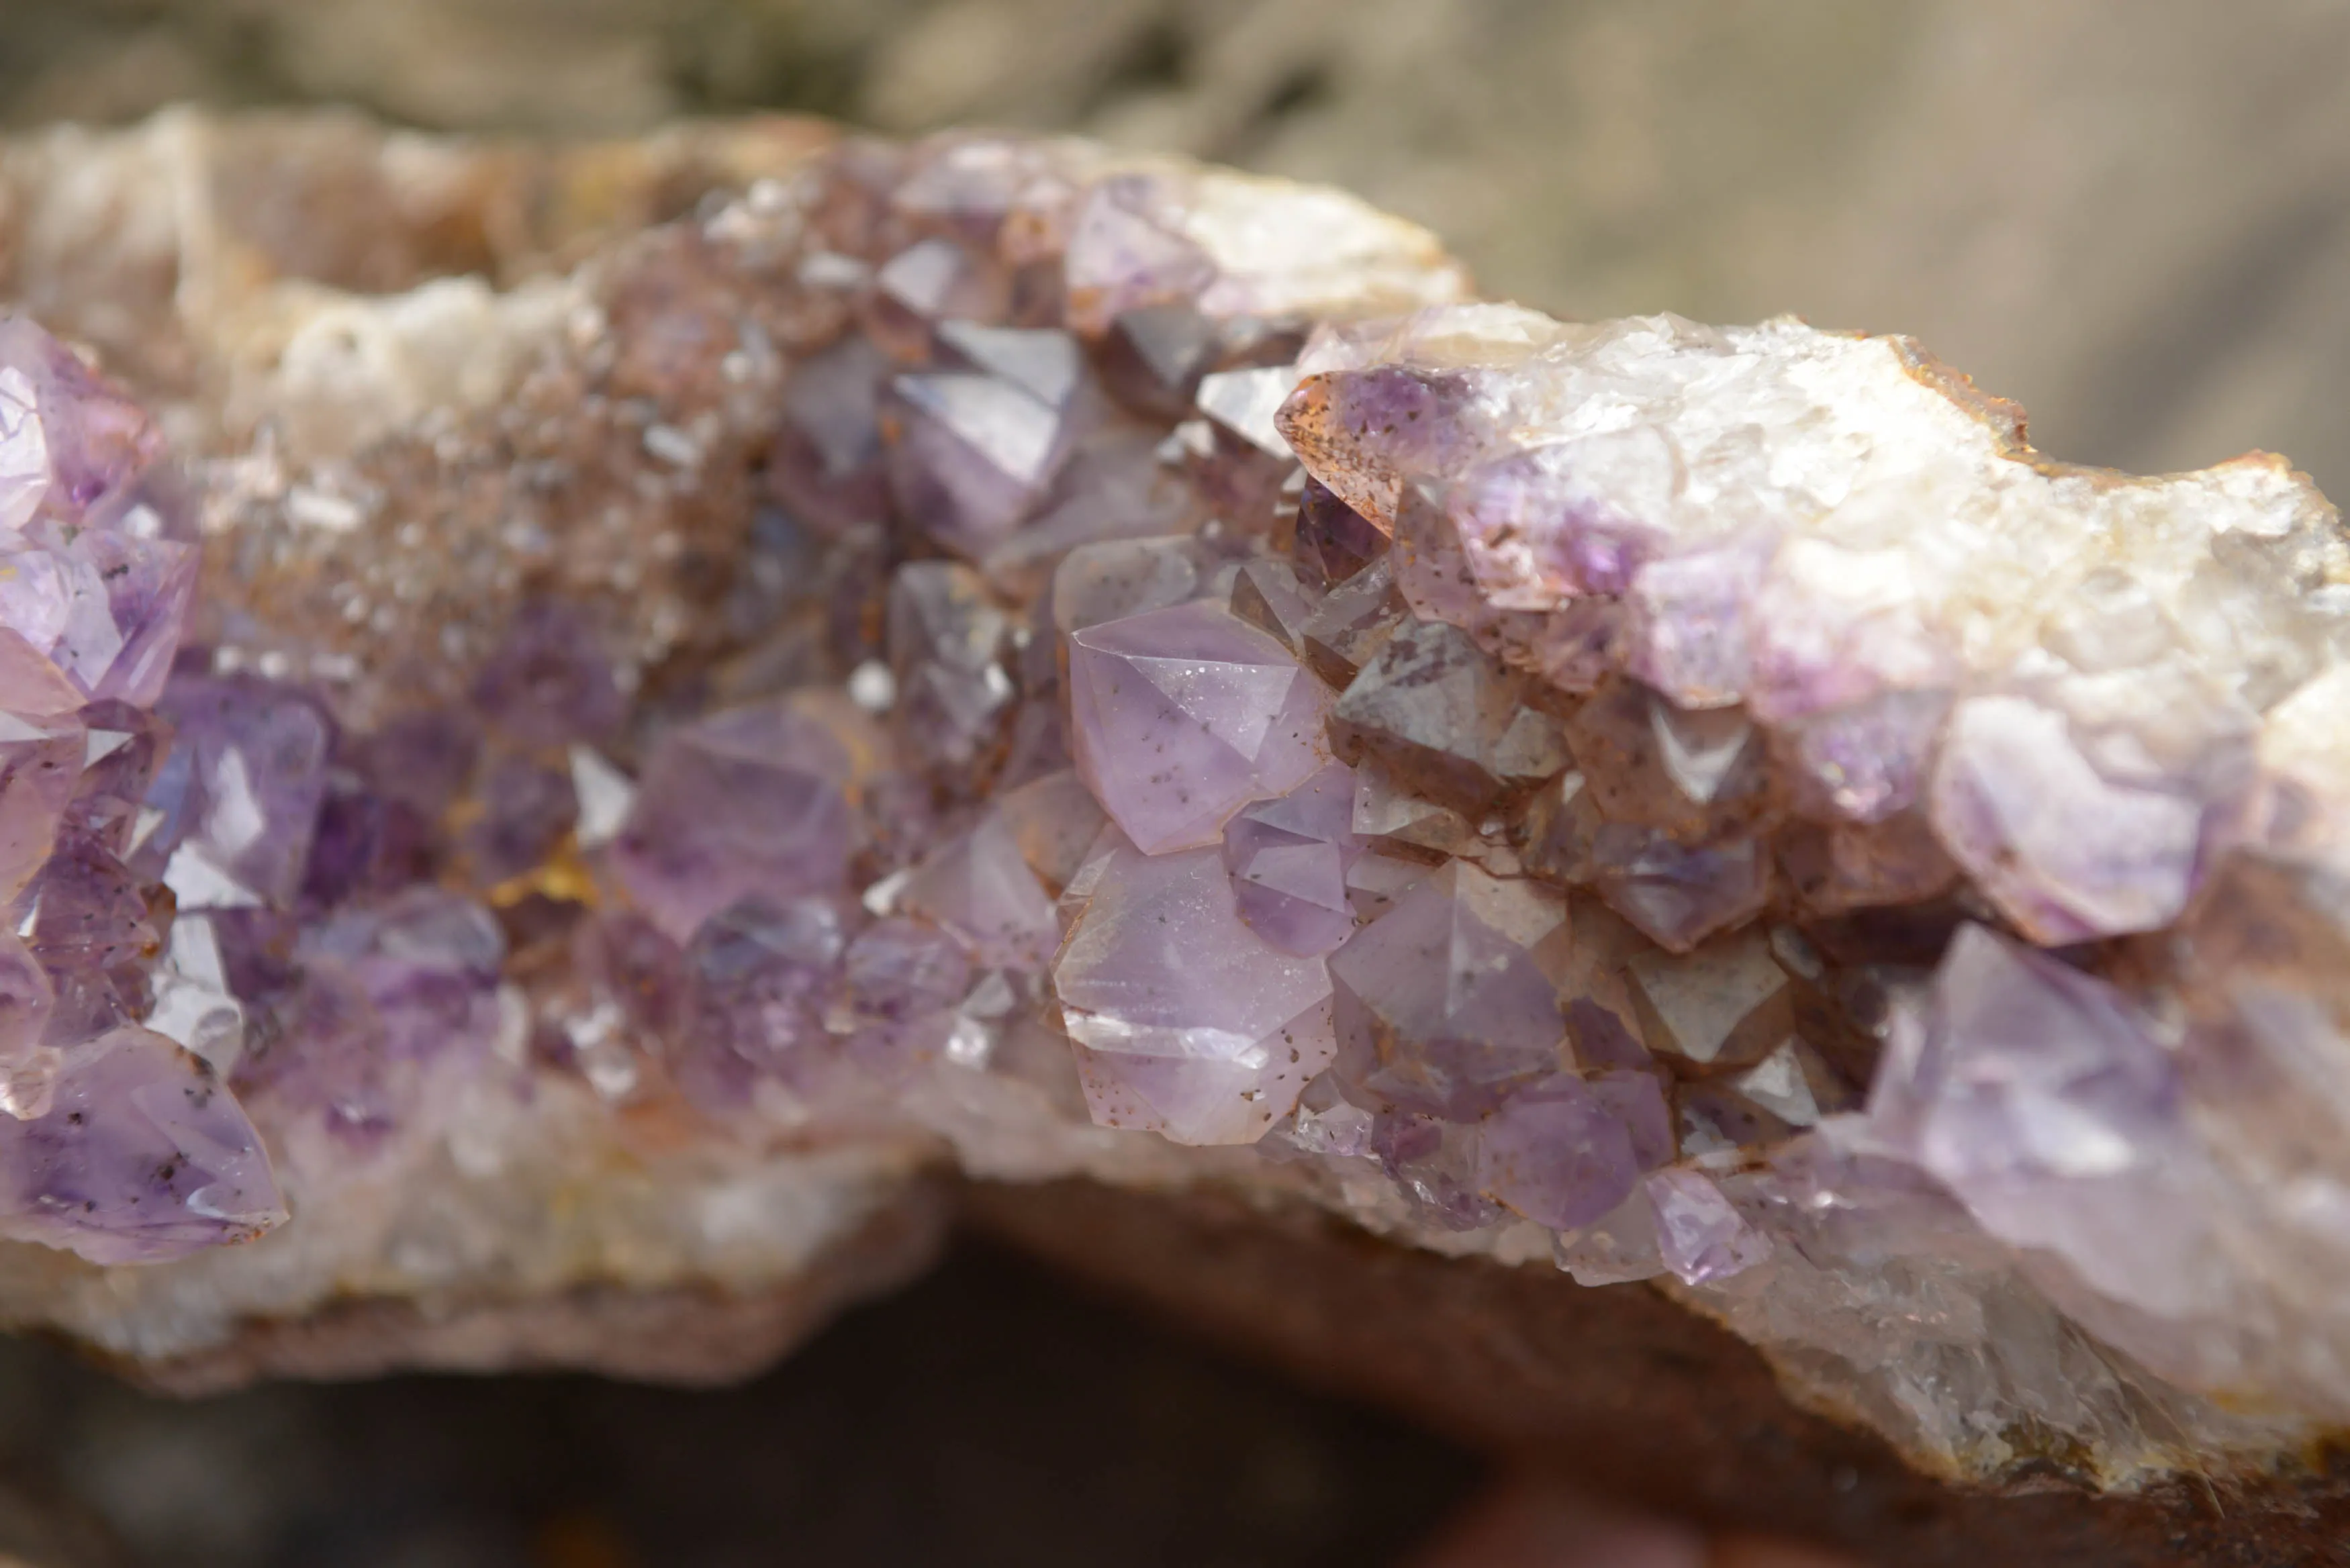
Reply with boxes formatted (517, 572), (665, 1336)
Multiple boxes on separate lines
(7, 0), (2350, 494)
(0, 2), (2345, 1563)
(0, 1245), (1478, 1568)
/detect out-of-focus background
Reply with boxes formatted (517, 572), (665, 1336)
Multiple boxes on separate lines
(0, 3), (2345, 1564)
(8, 0), (2350, 495)
(0, 1246), (1482, 1568)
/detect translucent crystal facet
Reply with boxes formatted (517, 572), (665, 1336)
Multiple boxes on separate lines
(1054, 838), (1334, 1144)
(1929, 694), (2206, 942)
(1474, 1075), (1642, 1231)
(1222, 761), (1362, 957)
(1068, 599), (1332, 854)
(0, 1026), (283, 1265)
(610, 703), (856, 942)
(1329, 863), (1568, 1117)
(154, 676), (334, 910)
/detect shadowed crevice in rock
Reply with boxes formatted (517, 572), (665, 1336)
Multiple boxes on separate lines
(0, 1231), (1479, 1568)
(968, 1181), (2350, 1568)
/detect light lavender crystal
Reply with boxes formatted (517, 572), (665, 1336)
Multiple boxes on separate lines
(0, 1026), (282, 1265)
(1067, 598), (1334, 854)
(609, 703), (856, 942)
(1221, 760), (1362, 957)
(1055, 836), (1334, 1145)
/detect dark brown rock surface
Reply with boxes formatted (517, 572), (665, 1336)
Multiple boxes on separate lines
(970, 1181), (2350, 1567)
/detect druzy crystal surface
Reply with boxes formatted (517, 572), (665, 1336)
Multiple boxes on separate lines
(3, 115), (2349, 1503)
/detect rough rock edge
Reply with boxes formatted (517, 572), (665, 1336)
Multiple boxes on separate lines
(115, 1175), (948, 1396)
(1893, 332), (2339, 507)
(969, 1179), (2350, 1568)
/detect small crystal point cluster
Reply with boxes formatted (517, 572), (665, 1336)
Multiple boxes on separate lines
(0, 317), (279, 1263)
(7, 123), (2350, 1490)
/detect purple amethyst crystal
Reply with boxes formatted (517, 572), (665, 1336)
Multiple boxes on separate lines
(1221, 761), (1362, 957)
(1474, 1075), (1642, 1231)
(470, 601), (624, 749)
(1585, 824), (1772, 952)
(1297, 557), (1406, 689)
(1374, 1110), (1505, 1231)
(674, 895), (850, 1113)
(0, 317), (162, 531)
(899, 810), (1059, 972)
(1328, 863), (1568, 1118)
(0, 716), (85, 901)
(0, 1026), (283, 1265)
(1591, 1069), (1677, 1171)
(868, 239), (1012, 358)
(1626, 534), (1774, 712)
(609, 703), (856, 942)
(463, 756), (579, 887)
(0, 320), (194, 717)
(1063, 175), (1217, 334)
(887, 361), (1080, 557)
(841, 918), (970, 1027)
(233, 889), (505, 1150)
(1646, 1168), (1770, 1285)
(573, 911), (687, 1040)
(299, 890), (505, 1064)
(886, 560), (1014, 768)
(838, 917), (972, 1082)
(771, 336), (892, 534)
(1861, 924), (2188, 1306)
(1443, 436), (1668, 609)
(0, 933), (57, 1116)
(152, 675), (334, 910)
(1096, 304), (1217, 421)
(1054, 837), (1333, 1145)
(1294, 479), (1386, 587)
(15, 831), (155, 979)
(1228, 559), (1318, 654)
(1783, 689), (1949, 824)
(1068, 599), (1333, 854)
(301, 778), (436, 910)
(62, 701), (169, 862)
(1278, 363), (1477, 528)
(1928, 693), (2206, 942)
(1329, 617), (1562, 811)
(18, 124), (2350, 1502)
(72, 528), (199, 709)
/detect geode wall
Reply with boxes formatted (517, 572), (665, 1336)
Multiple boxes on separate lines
(0, 113), (2345, 1553)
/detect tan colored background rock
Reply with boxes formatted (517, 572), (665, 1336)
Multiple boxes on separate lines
(7, 0), (2350, 494)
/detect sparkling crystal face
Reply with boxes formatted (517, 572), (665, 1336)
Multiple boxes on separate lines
(1055, 838), (1335, 1145)
(1068, 599), (1333, 854)
(9, 124), (2350, 1489)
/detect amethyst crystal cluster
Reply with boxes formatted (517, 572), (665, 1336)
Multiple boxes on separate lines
(0, 321), (281, 1265)
(6, 126), (2350, 1488)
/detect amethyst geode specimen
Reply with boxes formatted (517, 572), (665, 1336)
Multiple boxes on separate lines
(1, 117), (2347, 1526)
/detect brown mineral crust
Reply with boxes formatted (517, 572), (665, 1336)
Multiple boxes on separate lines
(7, 108), (865, 732)
(965, 1180), (2350, 1568)
(0, 109), (839, 414)
(196, 214), (863, 727)
(1272, 373), (1410, 534)
(118, 1177), (949, 1398)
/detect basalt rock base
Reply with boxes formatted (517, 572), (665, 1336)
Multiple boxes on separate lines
(0, 111), (2347, 1566)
